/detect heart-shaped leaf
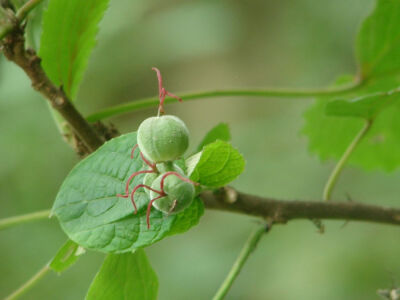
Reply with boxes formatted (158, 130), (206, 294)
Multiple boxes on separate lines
(52, 132), (203, 253)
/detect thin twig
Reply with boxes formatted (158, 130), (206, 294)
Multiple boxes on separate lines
(16, 0), (44, 21)
(86, 81), (363, 121)
(0, 209), (51, 231)
(4, 265), (50, 300)
(213, 223), (268, 300)
(0, 0), (44, 40)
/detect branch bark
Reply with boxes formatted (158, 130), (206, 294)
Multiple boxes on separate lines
(201, 187), (400, 226)
(1, 26), (104, 153)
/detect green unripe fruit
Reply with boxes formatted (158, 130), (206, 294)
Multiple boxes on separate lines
(156, 161), (184, 174)
(142, 162), (184, 196)
(143, 172), (158, 196)
(150, 173), (195, 214)
(137, 115), (189, 163)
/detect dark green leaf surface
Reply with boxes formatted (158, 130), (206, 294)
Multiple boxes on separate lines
(40, 0), (110, 99)
(86, 250), (158, 300)
(356, 0), (400, 79)
(196, 123), (231, 152)
(49, 240), (85, 273)
(190, 140), (245, 187)
(52, 132), (203, 253)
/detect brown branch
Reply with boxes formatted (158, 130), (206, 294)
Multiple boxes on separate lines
(1, 26), (104, 153)
(201, 187), (400, 226)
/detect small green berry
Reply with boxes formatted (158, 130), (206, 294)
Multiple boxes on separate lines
(142, 162), (184, 196)
(150, 173), (195, 214)
(137, 115), (189, 163)
(143, 172), (158, 196)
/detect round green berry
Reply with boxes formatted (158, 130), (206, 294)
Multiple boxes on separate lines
(143, 172), (158, 196)
(150, 173), (195, 214)
(142, 163), (184, 196)
(137, 115), (189, 163)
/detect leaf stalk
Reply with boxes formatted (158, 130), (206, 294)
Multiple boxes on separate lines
(323, 120), (372, 201)
(213, 223), (268, 300)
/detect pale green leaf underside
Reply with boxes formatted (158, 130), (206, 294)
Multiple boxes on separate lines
(49, 240), (85, 273)
(196, 123), (231, 152)
(52, 132), (203, 253)
(40, 0), (110, 99)
(86, 250), (158, 300)
(190, 140), (245, 187)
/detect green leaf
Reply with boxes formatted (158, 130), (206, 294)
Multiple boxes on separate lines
(197, 123), (231, 152)
(52, 132), (203, 253)
(86, 249), (158, 300)
(40, 0), (110, 99)
(356, 0), (400, 79)
(303, 78), (400, 171)
(49, 240), (85, 273)
(190, 140), (245, 187)
(325, 89), (400, 120)
(303, 0), (400, 172)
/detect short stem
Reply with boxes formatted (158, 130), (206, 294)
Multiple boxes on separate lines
(212, 223), (269, 300)
(0, 0), (44, 40)
(5, 264), (50, 300)
(323, 120), (372, 201)
(86, 81), (362, 121)
(16, 0), (43, 21)
(0, 209), (51, 231)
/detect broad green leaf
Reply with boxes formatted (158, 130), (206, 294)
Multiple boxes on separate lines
(303, 0), (400, 172)
(49, 240), (85, 273)
(197, 123), (231, 152)
(190, 140), (245, 187)
(303, 77), (400, 171)
(52, 132), (203, 253)
(40, 0), (110, 99)
(326, 89), (400, 120)
(86, 250), (158, 300)
(356, 0), (400, 79)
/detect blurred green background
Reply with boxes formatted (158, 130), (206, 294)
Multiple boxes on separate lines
(1, 0), (400, 299)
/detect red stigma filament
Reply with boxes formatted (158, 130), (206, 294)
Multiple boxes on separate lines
(152, 67), (182, 116)
(140, 152), (157, 172)
(130, 144), (139, 159)
(116, 170), (154, 200)
(129, 184), (165, 229)
(130, 144), (157, 172)
(160, 171), (199, 191)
